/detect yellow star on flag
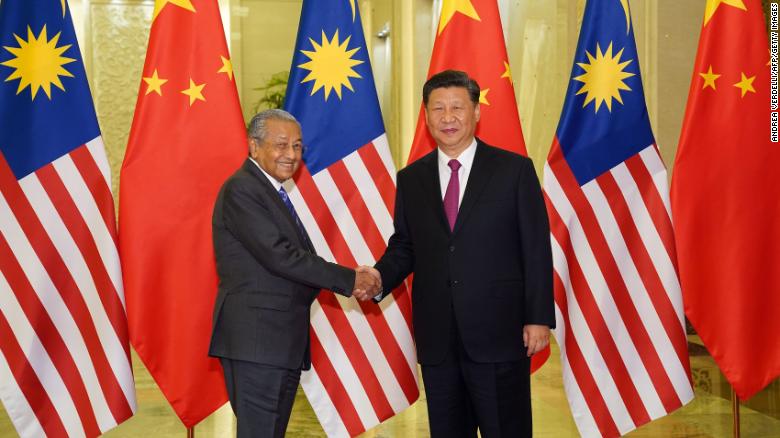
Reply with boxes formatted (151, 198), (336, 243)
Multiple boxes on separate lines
(1, 25), (76, 100)
(143, 69), (168, 96)
(704, 0), (746, 25)
(153, 0), (195, 22)
(733, 72), (755, 97)
(438, 0), (481, 35)
(181, 78), (206, 105)
(479, 88), (490, 105)
(699, 65), (721, 90)
(218, 56), (234, 80)
(500, 61), (513, 85)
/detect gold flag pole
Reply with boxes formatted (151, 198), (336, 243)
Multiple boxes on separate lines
(187, 427), (195, 438)
(732, 387), (740, 438)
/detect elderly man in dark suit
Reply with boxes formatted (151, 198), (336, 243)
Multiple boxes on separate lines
(359, 70), (554, 437)
(209, 109), (379, 437)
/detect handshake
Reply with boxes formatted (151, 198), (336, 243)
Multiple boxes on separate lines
(352, 266), (382, 302)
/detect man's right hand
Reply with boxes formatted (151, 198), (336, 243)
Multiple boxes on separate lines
(353, 266), (381, 301)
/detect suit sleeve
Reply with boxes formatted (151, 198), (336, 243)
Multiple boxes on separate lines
(374, 172), (414, 300)
(222, 178), (355, 296)
(517, 158), (555, 328)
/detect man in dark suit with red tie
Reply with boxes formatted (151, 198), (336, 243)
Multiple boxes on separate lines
(364, 70), (554, 437)
(209, 109), (379, 437)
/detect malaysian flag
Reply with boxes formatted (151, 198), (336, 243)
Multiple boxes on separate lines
(0, 0), (136, 437)
(543, 1), (693, 436)
(282, 0), (419, 436)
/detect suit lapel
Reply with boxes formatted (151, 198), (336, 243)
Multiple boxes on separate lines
(419, 151), (451, 233)
(453, 141), (496, 235)
(243, 160), (314, 252)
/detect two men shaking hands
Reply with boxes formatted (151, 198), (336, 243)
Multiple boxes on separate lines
(352, 266), (382, 301)
(210, 70), (554, 438)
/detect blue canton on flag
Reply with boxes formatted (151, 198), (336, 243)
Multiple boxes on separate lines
(543, 1), (693, 436)
(282, 0), (419, 436)
(0, 0), (99, 178)
(0, 1), (135, 437)
(284, 0), (385, 174)
(556, 0), (654, 186)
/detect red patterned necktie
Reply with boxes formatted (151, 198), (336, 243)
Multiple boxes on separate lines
(443, 159), (461, 230)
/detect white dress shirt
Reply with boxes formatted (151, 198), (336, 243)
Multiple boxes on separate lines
(437, 138), (477, 208)
(249, 157), (284, 192)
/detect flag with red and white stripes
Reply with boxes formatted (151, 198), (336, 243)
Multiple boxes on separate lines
(282, 0), (419, 436)
(543, 1), (692, 436)
(0, 1), (136, 437)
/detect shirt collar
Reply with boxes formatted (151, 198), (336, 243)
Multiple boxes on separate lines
(249, 157), (284, 192)
(437, 138), (477, 170)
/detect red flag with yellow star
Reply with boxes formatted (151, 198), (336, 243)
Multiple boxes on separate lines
(671, 0), (780, 400)
(118, 0), (245, 426)
(408, 0), (548, 371)
(408, 0), (526, 164)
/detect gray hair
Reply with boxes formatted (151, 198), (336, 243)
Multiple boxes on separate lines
(247, 109), (301, 153)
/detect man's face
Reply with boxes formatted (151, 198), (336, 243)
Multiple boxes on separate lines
(250, 119), (303, 183)
(424, 86), (480, 155)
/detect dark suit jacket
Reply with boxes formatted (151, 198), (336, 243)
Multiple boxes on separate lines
(375, 140), (554, 365)
(209, 159), (355, 370)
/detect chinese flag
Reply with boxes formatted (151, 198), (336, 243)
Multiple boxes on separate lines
(409, 0), (548, 371)
(119, 0), (246, 426)
(671, 0), (780, 400)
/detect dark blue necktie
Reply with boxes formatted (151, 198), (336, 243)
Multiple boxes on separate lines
(278, 186), (310, 245)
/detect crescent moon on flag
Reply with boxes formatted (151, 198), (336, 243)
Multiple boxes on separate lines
(61, 0), (67, 17)
(349, 0), (356, 21)
(619, 0), (630, 33)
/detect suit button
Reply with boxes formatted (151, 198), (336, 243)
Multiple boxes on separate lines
(449, 245), (455, 252)
(452, 280), (459, 286)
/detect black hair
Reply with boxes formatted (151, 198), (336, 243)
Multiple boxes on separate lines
(422, 70), (480, 105)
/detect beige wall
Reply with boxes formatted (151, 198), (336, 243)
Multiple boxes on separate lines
(503, 0), (580, 170)
(231, 0), (301, 119)
(654, 0), (704, 166)
(81, 0), (153, 195)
